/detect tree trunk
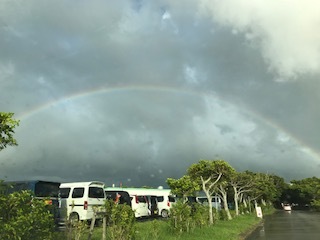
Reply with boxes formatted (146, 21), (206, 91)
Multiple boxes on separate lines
(233, 186), (239, 216)
(221, 191), (232, 220)
(248, 196), (252, 213)
(204, 189), (214, 225)
(243, 198), (247, 208)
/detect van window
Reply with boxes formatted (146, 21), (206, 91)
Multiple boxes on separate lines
(59, 188), (71, 198)
(72, 188), (84, 198)
(105, 192), (116, 200)
(4, 181), (60, 198)
(89, 187), (104, 198)
(157, 196), (164, 202)
(119, 193), (131, 206)
(168, 196), (176, 202)
(34, 181), (60, 197)
(105, 191), (131, 206)
(137, 196), (146, 203)
(197, 197), (206, 203)
(150, 196), (157, 204)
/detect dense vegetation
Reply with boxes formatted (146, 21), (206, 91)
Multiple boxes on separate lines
(0, 188), (56, 240)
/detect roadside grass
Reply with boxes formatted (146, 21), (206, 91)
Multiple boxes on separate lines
(135, 214), (262, 240)
(54, 208), (275, 240)
(53, 213), (265, 240)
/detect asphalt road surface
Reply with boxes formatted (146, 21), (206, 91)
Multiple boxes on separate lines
(246, 210), (320, 240)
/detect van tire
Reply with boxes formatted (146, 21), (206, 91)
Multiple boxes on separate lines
(69, 213), (79, 225)
(161, 209), (169, 218)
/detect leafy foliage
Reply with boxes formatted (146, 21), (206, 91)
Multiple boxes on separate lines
(230, 171), (254, 216)
(169, 200), (209, 235)
(287, 177), (320, 208)
(166, 175), (200, 198)
(244, 171), (279, 204)
(187, 159), (235, 223)
(104, 199), (136, 240)
(0, 112), (19, 151)
(0, 190), (55, 240)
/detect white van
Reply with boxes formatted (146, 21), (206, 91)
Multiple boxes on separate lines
(58, 181), (106, 224)
(105, 187), (176, 218)
(156, 193), (176, 218)
(130, 188), (177, 218)
(196, 196), (222, 210)
(104, 187), (149, 218)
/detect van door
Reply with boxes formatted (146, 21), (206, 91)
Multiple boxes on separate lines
(131, 195), (148, 218)
(147, 196), (158, 216)
(137, 195), (149, 217)
(70, 187), (85, 220)
(58, 187), (71, 224)
(88, 186), (105, 216)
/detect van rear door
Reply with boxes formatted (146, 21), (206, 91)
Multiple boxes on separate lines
(88, 186), (105, 215)
(137, 195), (149, 217)
(58, 187), (71, 224)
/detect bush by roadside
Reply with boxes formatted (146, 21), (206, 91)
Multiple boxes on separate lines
(0, 190), (56, 240)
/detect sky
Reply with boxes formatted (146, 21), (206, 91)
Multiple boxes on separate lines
(1, 0), (320, 187)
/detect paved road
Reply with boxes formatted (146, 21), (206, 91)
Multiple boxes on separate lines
(246, 210), (320, 240)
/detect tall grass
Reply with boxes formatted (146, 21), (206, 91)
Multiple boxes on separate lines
(70, 213), (263, 240)
(135, 214), (261, 240)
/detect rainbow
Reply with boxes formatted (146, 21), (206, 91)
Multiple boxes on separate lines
(16, 84), (320, 163)
(16, 84), (208, 121)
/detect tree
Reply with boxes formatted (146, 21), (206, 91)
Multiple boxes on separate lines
(230, 171), (253, 216)
(187, 159), (233, 224)
(245, 172), (278, 208)
(290, 177), (320, 205)
(166, 175), (200, 200)
(0, 112), (19, 150)
(214, 162), (236, 220)
(268, 174), (287, 206)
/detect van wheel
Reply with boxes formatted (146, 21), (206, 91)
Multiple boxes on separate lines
(161, 210), (169, 218)
(69, 213), (79, 225)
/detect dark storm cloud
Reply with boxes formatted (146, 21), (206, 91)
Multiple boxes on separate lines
(1, 0), (320, 187)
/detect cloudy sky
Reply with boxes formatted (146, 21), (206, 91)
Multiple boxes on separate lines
(1, 0), (320, 187)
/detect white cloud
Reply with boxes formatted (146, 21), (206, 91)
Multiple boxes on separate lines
(199, 0), (320, 80)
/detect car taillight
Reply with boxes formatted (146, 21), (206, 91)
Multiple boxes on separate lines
(135, 196), (139, 204)
(167, 201), (170, 207)
(84, 201), (88, 210)
(44, 199), (52, 205)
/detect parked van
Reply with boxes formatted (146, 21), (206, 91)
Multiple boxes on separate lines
(196, 196), (222, 210)
(105, 187), (175, 218)
(58, 181), (106, 224)
(3, 180), (60, 224)
(156, 194), (176, 218)
(105, 187), (149, 218)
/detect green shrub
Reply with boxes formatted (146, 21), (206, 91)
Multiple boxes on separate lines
(65, 219), (88, 240)
(169, 200), (211, 235)
(191, 203), (210, 227)
(219, 209), (230, 221)
(104, 199), (136, 240)
(0, 190), (55, 240)
(169, 200), (192, 234)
